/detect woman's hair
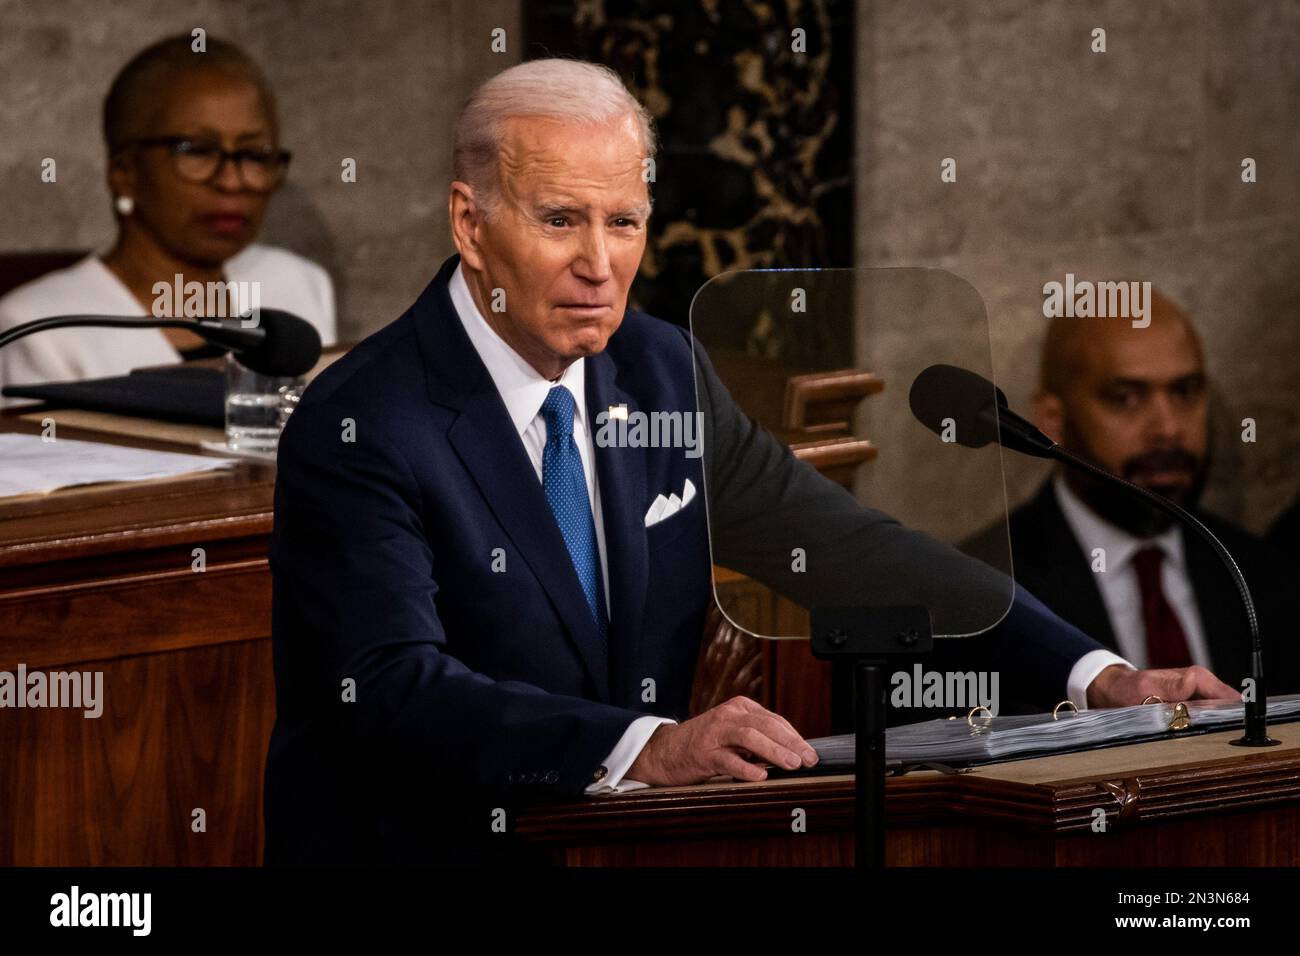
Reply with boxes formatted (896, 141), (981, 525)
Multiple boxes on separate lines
(453, 57), (657, 218)
(103, 34), (278, 153)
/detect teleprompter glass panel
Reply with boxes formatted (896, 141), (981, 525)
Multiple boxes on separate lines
(688, 268), (1015, 640)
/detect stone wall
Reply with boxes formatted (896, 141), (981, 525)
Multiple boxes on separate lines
(0, 0), (521, 341)
(855, 0), (1300, 538)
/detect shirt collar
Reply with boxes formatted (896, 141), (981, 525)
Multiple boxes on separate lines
(449, 261), (586, 437)
(1052, 473), (1185, 572)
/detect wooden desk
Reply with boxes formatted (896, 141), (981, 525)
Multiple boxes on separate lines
(0, 356), (877, 866)
(514, 721), (1300, 866)
(0, 417), (275, 865)
(9, 415), (1298, 866)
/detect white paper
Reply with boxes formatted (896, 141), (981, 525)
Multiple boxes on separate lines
(0, 433), (237, 498)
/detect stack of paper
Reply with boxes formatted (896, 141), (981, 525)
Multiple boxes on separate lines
(0, 433), (236, 498)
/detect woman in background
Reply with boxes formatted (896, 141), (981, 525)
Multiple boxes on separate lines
(0, 34), (336, 398)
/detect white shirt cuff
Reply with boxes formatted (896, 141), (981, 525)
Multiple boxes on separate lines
(1068, 649), (1135, 711)
(584, 715), (676, 794)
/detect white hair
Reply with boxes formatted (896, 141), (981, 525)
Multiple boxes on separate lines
(453, 58), (657, 219)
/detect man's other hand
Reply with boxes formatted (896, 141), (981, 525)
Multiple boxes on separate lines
(626, 696), (819, 787)
(1087, 664), (1239, 708)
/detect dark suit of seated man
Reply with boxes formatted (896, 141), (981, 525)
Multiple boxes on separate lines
(963, 290), (1300, 696)
(1269, 496), (1300, 567)
(263, 59), (1237, 865)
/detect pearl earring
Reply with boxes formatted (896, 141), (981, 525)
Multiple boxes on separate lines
(114, 195), (134, 216)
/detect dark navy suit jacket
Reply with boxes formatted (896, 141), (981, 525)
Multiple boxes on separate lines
(264, 254), (1103, 864)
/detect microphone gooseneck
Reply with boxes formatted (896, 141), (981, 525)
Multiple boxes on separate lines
(0, 315), (201, 349)
(1048, 444), (1271, 746)
(0, 310), (320, 378)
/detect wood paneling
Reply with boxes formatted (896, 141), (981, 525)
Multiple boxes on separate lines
(0, 417), (277, 866)
(0, 640), (273, 866)
(516, 723), (1300, 866)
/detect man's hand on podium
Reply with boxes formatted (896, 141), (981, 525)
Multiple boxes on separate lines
(627, 696), (820, 787)
(1087, 663), (1239, 709)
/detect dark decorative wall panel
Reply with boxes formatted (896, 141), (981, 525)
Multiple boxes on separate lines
(525, 0), (855, 333)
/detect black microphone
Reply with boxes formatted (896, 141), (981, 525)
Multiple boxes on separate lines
(0, 309), (321, 378)
(908, 363), (1056, 457)
(909, 363), (1276, 747)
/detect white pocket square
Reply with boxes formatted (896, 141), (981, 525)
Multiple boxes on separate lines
(645, 478), (696, 527)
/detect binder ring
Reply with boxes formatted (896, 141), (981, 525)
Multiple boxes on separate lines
(1053, 700), (1079, 720)
(1168, 702), (1192, 731)
(1142, 695), (1165, 705)
(966, 705), (993, 732)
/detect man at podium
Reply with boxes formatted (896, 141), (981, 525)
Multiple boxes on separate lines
(263, 58), (1236, 865)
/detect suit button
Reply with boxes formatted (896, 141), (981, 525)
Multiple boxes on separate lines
(543, 771), (559, 784)
(591, 765), (608, 783)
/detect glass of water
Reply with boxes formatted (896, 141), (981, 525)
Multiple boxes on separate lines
(224, 353), (304, 454)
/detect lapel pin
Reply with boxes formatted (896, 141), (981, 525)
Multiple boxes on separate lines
(608, 403), (629, 421)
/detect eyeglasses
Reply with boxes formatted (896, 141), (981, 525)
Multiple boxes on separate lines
(120, 136), (291, 191)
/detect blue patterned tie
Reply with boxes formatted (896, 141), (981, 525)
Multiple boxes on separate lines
(540, 385), (608, 638)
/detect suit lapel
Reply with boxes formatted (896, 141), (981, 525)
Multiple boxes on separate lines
(417, 256), (611, 701)
(1025, 483), (1120, 650)
(586, 349), (649, 707)
(447, 398), (611, 699)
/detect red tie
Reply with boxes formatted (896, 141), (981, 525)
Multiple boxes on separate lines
(1131, 546), (1193, 669)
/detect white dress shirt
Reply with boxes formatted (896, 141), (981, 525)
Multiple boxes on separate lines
(447, 263), (672, 793)
(1054, 475), (1211, 671)
(0, 245), (337, 407)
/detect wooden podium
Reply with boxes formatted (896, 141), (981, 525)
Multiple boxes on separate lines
(0, 357), (877, 866)
(0, 416), (275, 866)
(5, 383), (1298, 868)
(514, 721), (1300, 866)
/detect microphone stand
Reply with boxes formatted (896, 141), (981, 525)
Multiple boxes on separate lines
(977, 397), (1278, 748)
(1048, 445), (1276, 747)
(0, 314), (262, 352)
(0, 311), (319, 378)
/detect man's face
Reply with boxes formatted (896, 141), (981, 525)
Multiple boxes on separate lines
(1041, 315), (1210, 533)
(453, 113), (650, 378)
